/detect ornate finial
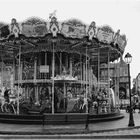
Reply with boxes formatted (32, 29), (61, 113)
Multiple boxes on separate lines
(49, 10), (57, 20)
(88, 21), (96, 40)
(113, 29), (120, 43)
(10, 18), (20, 38)
(49, 10), (59, 37)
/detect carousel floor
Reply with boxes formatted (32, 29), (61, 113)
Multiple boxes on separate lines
(0, 111), (124, 124)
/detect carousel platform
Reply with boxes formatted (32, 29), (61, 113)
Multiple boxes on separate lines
(0, 111), (124, 125)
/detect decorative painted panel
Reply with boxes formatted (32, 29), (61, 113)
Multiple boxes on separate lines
(21, 17), (48, 37)
(61, 19), (86, 38)
(96, 26), (114, 44)
(0, 24), (10, 39)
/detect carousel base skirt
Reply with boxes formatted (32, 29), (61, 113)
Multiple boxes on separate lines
(0, 111), (124, 124)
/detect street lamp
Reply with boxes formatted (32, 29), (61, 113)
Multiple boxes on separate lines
(124, 52), (135, 127)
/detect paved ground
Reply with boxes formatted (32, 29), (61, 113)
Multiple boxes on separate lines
(0, 110), (140, 139)
(0, 110), (139, 132)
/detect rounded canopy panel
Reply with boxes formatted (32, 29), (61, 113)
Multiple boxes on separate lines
(0, 16), (127, 63)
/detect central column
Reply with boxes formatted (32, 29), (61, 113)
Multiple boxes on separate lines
(17, 45), (21, 114)
(52, 41), (55, 114)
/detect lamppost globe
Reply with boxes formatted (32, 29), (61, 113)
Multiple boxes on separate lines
(124, 52), (135, 127)
(124, 52), (132, 64)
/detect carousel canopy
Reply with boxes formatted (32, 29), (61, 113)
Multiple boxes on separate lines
(0, 15), (127, 64)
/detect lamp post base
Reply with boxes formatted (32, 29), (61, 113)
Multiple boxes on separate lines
(128, 110), (135, 127)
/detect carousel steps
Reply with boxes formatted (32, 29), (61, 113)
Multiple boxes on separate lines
(0, 117), (43, 124)
(28, 111), (40, 115)
(0, 113), (43, 124)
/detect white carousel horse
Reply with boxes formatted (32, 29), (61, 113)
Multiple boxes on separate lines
(108, 88), (116, 107)
(0, 95), (16, 114)
(82, 97), (87, 110)
(0, 96), (7, 112)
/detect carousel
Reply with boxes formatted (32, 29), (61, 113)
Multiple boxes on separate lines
(0, 13), (126, 123)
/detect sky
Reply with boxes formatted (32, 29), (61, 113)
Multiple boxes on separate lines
(0, 0), (140, 80)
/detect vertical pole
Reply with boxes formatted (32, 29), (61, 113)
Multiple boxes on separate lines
(60, 52), (62, 74)
(39, 54), (41, 79)
(70, 55), (72, 76)
(115, 58), (119, 105)
(45, 52), (47, 65)
(17, 45), (21, 114)
(98, 48), (100, 91)
(85, 45), (89, 130)
(108, 50), (110, 92)
(80, 54), (82, 87)
(52, 42), (55, 114)
(86, 45), (88, 114)
(34, 58), (37, 83)
(83, 63), (85, 82)
(97, 48), (100, 115)
(1, 49), (3, 89)
(12, 55), (15, 94)
(90, 68), (92, 92)
(27, 85), (29, 98)
(64, 82), (66, 112)
(37, 86), (39, 104)
(66, 53), (68, 69)
(45, 52), (47, 78)
(20, 62), (23, 84)
(89, 67), (91, 95)
(117, 58), (120, 102)
(128, 63), (135, 126)
(34, 58), (38, 103)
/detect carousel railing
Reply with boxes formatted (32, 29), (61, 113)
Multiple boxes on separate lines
(22, 67), (34, 80)
(15, 65), (34, 81)
(15, 66), (84, 82)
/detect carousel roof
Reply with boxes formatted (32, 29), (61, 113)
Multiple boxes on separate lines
(0, 16), (127, 64)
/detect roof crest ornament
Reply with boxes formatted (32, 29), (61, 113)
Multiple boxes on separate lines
(49, 10), (59, 37)
(49, 10), (57, 20)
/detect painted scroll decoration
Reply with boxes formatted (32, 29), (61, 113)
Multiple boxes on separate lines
(61, 19), (86, 38)
(96, 26), (114, 44)
(0, 23), (10, 39)
(21, 17), (48, 37)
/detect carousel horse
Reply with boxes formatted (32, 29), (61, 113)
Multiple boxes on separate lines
(108, 88), (116, 107)
(0, 95), (16, 114)
(0, 96), (7, 112)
